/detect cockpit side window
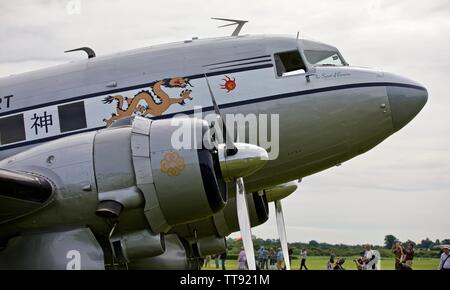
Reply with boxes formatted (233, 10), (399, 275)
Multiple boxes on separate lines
(274, 50), (306, 77)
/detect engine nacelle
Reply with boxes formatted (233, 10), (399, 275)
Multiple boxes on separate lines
(127, 234), (198, 270)
(129, 117), (227, 233)
(264, 180), (298, 202)
(170, 181), (299, 260)
(110, 229), (165, 262)
(171, 190), (269, 244)
(215, 191), (269, 236)
(195, 235), (227, 257)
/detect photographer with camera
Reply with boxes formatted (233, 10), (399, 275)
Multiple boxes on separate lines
(353, 244), (379, 270)
(392, 240), (405, 270)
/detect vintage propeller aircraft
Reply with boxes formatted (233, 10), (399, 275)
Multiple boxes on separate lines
(0, 18), (427, 269)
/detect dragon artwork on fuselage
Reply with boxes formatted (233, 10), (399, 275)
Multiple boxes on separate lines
(102, 77), (193, 126)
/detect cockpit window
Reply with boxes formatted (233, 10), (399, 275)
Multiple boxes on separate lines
(274, 50), (306, 77)
(304, 50), (346, 67)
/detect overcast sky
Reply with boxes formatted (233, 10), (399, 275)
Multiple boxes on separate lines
(0, 0), (449, 245)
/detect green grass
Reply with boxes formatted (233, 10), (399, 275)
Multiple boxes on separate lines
(202, 256), (440, 270)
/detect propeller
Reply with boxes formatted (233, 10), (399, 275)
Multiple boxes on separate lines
(236, 177), (256, 270)
(204, 75), (268, 270)
(204, 74), (237, 156)
(275, 200), (290, 270)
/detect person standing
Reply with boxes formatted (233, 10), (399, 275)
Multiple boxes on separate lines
(262, 247), (269, 270)
(238, 247), (247, 270)
(404, 243), (415, 268)
(276, 248), (284, 270)
(257, 247), (265, 269)
(330, 251), (336, 264)
(362, 244), (377, 270)
(204, 255), (211, 268)
(268, 248), (276, 270)
(300, 248), (308, 270)
(392, 240), (404, 270)
(214, 254), (220, 269)
(438, 245), (450, 271)
(220, 251), (227, 270)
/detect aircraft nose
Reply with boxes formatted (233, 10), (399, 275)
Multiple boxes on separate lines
(387, 86), (428, 131)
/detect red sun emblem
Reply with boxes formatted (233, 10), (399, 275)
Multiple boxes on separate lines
(220, 75), (236, 93)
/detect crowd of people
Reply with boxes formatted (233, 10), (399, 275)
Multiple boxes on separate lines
(237, 247), (284, 270)
(204, 245), (376, 270)
(237, 246), (308, 270)
(201, 242), (450, 270)
(237, 247), (285, 270)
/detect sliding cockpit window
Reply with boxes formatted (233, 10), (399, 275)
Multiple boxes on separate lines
(304, 50), (346, 67)
(274, 50), (307, 77)
(0, 114), (26, 145)
(301, 40), (347, 67)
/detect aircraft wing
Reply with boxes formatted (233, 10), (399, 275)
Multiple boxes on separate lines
(0, 169), (53, 223)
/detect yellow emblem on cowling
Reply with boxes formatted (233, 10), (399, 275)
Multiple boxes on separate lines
(160, 151), (185, 177)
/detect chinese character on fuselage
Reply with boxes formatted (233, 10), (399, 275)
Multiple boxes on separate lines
(30, 111), (53, 135)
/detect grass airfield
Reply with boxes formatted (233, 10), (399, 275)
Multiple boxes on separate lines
(202, 256), (440, 270)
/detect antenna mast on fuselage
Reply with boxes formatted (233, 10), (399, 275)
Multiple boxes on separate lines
(211, 17), (248, 36)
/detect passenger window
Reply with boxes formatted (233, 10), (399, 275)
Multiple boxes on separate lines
(274, 50), (306, 77)
(58, 101), (87, 133)
(0, 114), (26, 145)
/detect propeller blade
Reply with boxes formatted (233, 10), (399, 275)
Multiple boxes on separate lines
(204, 75), (237, 155)
(275, 200), (290, 270)
(236, 177), (256, 270)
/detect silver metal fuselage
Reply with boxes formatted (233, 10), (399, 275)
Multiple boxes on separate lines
(0, 35), (427, 193)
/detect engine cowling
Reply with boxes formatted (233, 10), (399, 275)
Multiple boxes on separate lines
(0, 116), (227, 238)
(121, 116), (227, 233)
(264, 181), (298, 202)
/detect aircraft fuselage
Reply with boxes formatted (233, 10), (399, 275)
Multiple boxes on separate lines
(0, 35), (427, 193)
